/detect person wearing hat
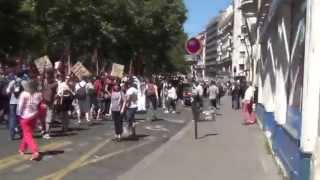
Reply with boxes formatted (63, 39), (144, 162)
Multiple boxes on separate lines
(17, 80), (42, 160)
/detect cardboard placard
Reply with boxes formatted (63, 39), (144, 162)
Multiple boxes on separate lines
(111, 63), (124, 78)
(34, 56), (53, 73)
(71, 62), (91, 79)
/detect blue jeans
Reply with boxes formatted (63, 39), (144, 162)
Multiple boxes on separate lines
(9, 104), (19, 139)
(126, 108), (137, 136)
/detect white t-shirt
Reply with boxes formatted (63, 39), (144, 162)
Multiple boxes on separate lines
(57, 81), (71, 96)
(208, 85), (219, 100)
(126, 87), (138, 108)
(17, 92), (42, 119)
(167, 87), (177, 99)
(75, 81), (87, 91)
(244, 86), (255, 101)
(196, 85), (204, 97)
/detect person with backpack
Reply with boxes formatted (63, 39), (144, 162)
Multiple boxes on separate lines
(75, 76), (91, 124)
(6, 76), (23, 140)
(145, 79), (159, 121)
(122, 80), (138, 137)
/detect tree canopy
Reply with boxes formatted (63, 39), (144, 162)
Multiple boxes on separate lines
(0, 0), (188, 74)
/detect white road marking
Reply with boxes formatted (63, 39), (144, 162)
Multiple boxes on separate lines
(64, 148), (74, 152)
(81, 136), (156, 167)
(165, 118), (185, 124)
(94, 137), (104, 141)
(145, 125), (169, 132)
(78, 142), (89, 147)
(12, 164), (31, 173)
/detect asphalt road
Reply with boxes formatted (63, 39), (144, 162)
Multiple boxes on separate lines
(0, 103), (192, 180)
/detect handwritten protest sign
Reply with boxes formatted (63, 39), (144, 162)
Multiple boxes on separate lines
(71, 62), (91, 79)
(34, 56), (53, 73)
(111, 63), (124, 78)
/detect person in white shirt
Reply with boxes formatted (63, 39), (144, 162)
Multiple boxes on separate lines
(208, 81), (219, 109)
(122, 81), (139, 137)
(165, 83), (177, 114)
(242, 82), (256, 124)
(57, 76), (74, 132)
(17, 80), (42, 161)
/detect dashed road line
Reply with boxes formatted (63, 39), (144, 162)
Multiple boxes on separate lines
(0, 141), (72, 172)
(81, 136), (156, 167)
(37, 138), (112, 180)
(12, 164), (31, 173)
(145, 125), (169, 132)
(78, 142), (89, 147)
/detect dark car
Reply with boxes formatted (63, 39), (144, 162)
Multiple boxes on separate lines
(182, 83), (193, 106)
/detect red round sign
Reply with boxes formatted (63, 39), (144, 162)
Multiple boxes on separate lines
(185, 38), (202, 55)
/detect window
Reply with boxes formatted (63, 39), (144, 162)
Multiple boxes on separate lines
(239, 64), (245, 70)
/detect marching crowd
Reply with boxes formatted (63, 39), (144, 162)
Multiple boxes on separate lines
(0, 61), (256, 161)
(0, 62), (189, 160)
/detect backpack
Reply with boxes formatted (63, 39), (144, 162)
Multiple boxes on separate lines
(146, 83), (156, 96)
(76, 84), (87, 100)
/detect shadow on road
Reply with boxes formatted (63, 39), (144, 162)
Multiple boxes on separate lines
(121, 134), (150, 141)
(39, 150), (65, 161)
(197, 133), (219, 139)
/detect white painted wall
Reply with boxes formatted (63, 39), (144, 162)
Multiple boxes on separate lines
(302, 0), (320, 154)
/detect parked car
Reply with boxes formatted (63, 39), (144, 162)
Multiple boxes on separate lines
(182, 83), (193, 106)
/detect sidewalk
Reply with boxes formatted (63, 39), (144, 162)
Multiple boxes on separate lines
(119, 97), (283, 180)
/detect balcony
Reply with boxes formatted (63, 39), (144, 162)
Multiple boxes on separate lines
(239, 0), (257, 17)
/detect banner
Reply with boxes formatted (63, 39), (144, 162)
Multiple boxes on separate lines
(111, 63), (125, 78)
(34, 56), (53, 73)
(71, 62), (91, 79)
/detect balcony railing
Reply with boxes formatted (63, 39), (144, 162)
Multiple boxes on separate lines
(240, 0), (257, 17)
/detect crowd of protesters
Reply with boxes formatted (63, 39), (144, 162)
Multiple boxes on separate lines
(0, 60), (258, 161)
(0, 61), (191, 160)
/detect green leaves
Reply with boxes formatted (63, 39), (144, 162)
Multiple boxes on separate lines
(0, 0), (187, 73)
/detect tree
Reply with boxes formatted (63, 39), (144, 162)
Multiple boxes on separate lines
(0, 0), (188, 74)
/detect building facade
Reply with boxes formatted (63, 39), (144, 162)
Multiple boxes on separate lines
(205, 6), (234, 79)
(216, 5), (234, 78)
(252, 0), (320, 180)
(205, 17), (220, 77)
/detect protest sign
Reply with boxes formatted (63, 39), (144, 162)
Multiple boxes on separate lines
(71, 62), (91, 79)
(34, 56), (53, 73)
(111, 63), (124, 78)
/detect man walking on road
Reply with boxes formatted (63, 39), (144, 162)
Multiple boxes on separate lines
(208, 81), (219, 110)
(145, 79), (159, 121)
(122, 80), (139, 137)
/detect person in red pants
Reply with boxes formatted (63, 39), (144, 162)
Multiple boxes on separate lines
(242, 82), (256, 125)
(17, 80), (43, 161)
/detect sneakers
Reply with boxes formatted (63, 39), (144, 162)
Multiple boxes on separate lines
(171, 111), (176, 114)
(164, 110), (169, 114)
(43, 134), (51, 140)
(30, 152), (40, 161)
